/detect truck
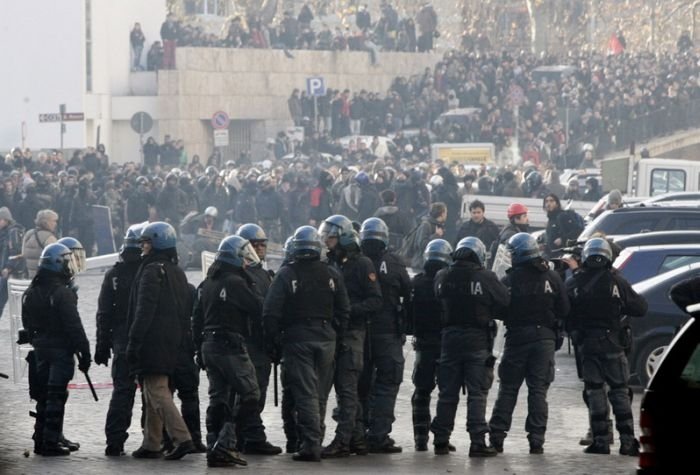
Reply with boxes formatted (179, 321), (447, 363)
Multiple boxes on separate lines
(600, 155), (700, 197)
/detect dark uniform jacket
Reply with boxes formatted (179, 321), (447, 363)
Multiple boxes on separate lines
(408, 265), (444, 349)
(369, 251), (411, 335)
(96, 260), (141, 353)
(126, 252), (192, 376)
(192, 262), (262, 348)
(565, 267), (647, 335)
(435, 261), (509, 350)
(503, 259), (570, 346)
(263, 258), (350, 344)
(22, 271), (90, 356)
(337, 253), (382, 331)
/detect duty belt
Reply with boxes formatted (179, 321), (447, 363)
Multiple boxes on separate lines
(203, 329), (244, 344)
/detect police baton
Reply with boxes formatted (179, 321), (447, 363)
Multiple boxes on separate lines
(273, 362), (279, 407)
(0, 372), (9, 379)
(82, 369), (99, 402)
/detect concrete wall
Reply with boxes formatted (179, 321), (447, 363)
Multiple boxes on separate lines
(157, 47), (440, 161)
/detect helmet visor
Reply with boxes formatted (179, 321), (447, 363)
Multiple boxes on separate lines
(240, 242), (261, 268)
(319, 221), (341, 240)
(68, 248), (87, 274)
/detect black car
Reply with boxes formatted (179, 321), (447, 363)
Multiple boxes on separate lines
(612, 230), (700, 250)
(638, 315), (700, 474)
(613, 244), (700, 284)
(579, 207), (700, 241)
(629, 263), (700, 387)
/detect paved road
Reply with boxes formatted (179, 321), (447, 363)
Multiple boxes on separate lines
(0, 267), (640, 474)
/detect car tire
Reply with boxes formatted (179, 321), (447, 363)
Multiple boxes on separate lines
(634, 336), (671, 387)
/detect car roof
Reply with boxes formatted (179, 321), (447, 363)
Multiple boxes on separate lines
(621, 244), (700, 254)
(633, 262), (700, 295)
(610, 206), (700, 213)
(612, 230), (700, 248)
(636, 191), (700, 204)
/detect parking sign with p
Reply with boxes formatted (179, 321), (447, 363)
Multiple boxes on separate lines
(306, 76), (326, 97)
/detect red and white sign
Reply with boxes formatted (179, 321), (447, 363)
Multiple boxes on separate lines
(211, 110), (230, 130)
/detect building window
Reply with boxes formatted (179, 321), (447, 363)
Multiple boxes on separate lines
(184, 0), (227, 16)
(85, 0), (92, 92)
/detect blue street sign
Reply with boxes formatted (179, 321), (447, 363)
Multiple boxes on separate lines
(306, 76), (326, 97)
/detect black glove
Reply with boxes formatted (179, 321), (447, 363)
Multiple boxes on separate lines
(194, 350), (205, 370)
(265, 336), (282, 365)
(77, 351), (92, 373)
(94, 342), (111, 366)
(126, 345), (139, 371)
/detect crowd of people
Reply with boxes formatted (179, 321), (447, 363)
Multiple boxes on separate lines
(289, 46), (700, 168)
(135, 2), (440, 71)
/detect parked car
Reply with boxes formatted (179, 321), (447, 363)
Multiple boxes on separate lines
(612, 230), (700, 250)
(578, 207), (700, 241)
(638, 315), (699, 474)
(613, 244), (700, 284)
(634, 191), (700, 206)
(629, 263), (700, 386)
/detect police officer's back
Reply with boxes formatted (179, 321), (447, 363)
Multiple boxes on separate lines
(94, 223), (145, 456)
(431, 237), (508, 456)
(489, 232), (569, 455)
(22, 242), (91, 456)
(263, 225), (351, 462)
(565, 238), (647, 456)
(408, 239), (452, 451)
(192, 235), (263, 467)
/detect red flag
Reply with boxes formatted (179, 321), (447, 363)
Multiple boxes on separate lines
(607, 33), (624, 55)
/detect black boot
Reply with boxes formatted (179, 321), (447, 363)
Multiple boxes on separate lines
(584, 441), (610, 454)
(469, 442), (498, 457)
(40, 443), (71, 456)
(349, 434), (369, 456)
(321, 438), (350, 458)
(59, 435), (80, 452)
(619, 438), (640, 456)
(244, 440), (283, 455)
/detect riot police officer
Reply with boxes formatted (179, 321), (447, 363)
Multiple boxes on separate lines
(430, 237), (508, 456)
(192, 235), (263, 467)
(358, 217), (411, 453)
(408, 239), (453, 451)
(565, 238), (647, 456)
(234, 223), (282, 455)
(22, 242), (91, 456)
(489, 233), (570, 455)
(279, 236), (299, 452)
(95, 223), (145, 456)
(263, 226), (351, 462)
(320, 215), (382, 458)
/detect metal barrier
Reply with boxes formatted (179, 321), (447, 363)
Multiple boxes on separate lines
(8, 278), (31, 384)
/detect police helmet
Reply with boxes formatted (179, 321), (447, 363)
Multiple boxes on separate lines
(507, 232), (541, 265)
(57, 237), (87, 274)
(204, 206), (218, 218)
(581, 238), (612, 268)
(139, 221), (177, 250)
(523, 171), (543, 195)
(453, 236), (487, 266)
(136, 176), (149, 186)
(38, 243), (74, 277)
(320, 214), (359, 250)
(236, 223), (268, 243)
(423, 239), (453, 266)
(205, 166), (218, 176)
(283, 236), (295, 262)
(292, 226), (323, 260)
(121, 222), (147, 258)
(359, 218), (389, 246)
(215, 235), (260, 268)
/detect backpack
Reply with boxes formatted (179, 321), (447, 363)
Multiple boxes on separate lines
(562, 209), (585, 238)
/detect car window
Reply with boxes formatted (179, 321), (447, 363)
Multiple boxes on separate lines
(612, 218), (657, 235)
(650, 169), (686, 196)
(659, 255), (700, 273)
(680, 344), (700, 386)
(668, 217), (700, 230)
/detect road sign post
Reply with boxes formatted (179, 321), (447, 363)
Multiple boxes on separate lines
(306, 77), (325, 135)
(38, 106), (85, 150)
(130, 111), (153, 164)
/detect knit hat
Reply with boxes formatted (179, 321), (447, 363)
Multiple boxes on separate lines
(0, 207), (12, 222)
